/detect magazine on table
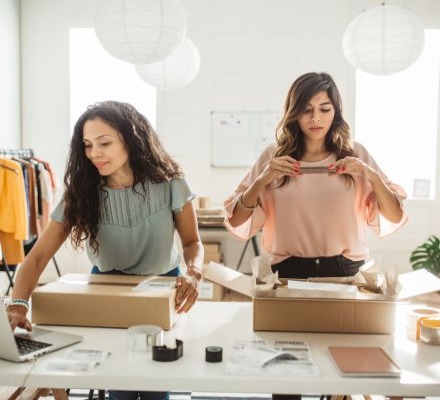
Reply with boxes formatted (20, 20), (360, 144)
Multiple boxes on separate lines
(226, 339), (319, 377)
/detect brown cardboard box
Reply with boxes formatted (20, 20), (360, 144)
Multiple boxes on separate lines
(31, 274), (177, 330)
(202, 242), (222, 264)
(204, 262), (440, 334)
(203, 242), (221, 253)
(198, 278), (225, 301)
(204, 251), (222, 264)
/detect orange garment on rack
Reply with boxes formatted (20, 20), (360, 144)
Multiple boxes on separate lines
(0, 158), (28, 264)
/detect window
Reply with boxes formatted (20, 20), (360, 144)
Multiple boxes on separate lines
(355, 30), (440, 200)
(69, 28), (156, 131)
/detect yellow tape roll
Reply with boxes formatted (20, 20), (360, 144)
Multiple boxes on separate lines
(406, 306), (440, 341)
(417, 316), (440, 346)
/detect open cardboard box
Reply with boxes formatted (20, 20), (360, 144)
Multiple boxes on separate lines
(204, 262), (440, 334)
(31, 273), (177, 329)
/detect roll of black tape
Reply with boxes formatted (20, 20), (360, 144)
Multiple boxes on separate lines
(152, 339), (183, 362)
(205, 346), (222, 362)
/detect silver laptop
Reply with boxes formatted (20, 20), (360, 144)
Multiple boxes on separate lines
(0, 305), (83, 362)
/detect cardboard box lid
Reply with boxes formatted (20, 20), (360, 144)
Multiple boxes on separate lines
(204, 262), (440, 301)
(397, 268), (440, 299)
(59, 273), (157, 285)
(38, 273), (176, 298)
(203, 262), (383, 301)
(203, 262), (253, 298)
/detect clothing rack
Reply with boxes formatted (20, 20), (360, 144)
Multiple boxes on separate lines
(0, 148), (34, 158)
(0, 148), (61, 294)
(0, 148), (34, 174)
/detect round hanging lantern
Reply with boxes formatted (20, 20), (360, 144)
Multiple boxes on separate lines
(136, 37), (201, 90)
(94, 0), (187, 64)
(342, 5), (425, 75)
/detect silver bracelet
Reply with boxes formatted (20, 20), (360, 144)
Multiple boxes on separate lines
(7, 298), (29, 311)
(237, 193), (260, 211)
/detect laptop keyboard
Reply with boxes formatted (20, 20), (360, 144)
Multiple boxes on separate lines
(15, 336), (51, 355)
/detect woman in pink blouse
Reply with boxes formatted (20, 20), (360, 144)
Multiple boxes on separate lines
(224, 72), (407, 280)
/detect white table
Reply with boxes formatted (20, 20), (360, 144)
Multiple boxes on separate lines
(0, 302), (439, 396)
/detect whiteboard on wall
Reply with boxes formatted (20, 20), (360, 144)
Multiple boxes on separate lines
(211, 111), (280, 167)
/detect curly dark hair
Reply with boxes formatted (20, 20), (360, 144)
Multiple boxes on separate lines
(63, 101), (183, 253)
(274, 72), (357, 187)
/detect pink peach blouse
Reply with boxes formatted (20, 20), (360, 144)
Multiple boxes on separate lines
(224, 142), (408, 264)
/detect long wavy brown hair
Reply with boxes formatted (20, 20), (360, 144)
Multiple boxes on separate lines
(274, 72), (357, 187)
(63, 101), (183, 253)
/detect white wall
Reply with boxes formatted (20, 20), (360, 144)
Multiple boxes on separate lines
(0, 0), (21, 148)
(0, 0), (22, 291)
(14, 0), (440, 275)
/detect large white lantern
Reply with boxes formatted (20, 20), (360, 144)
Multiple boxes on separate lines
(343, 5), (425, 75)
(95, 0), (187, 64)
(136, 37), (200, 90)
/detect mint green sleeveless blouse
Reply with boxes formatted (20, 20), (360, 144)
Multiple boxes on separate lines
(50, 178), (195, 275)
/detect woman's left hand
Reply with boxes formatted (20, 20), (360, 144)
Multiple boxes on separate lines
(175, 267), (201, 313)
(329, 157), (377, 181)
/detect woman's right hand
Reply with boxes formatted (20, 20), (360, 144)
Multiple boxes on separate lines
(7, 305), (32, 331)
(258, 155), (300, 186)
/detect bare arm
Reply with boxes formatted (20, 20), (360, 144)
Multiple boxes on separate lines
(8, 220), (69, 330)
(332, 157), (403, 223)
(228, 156), (299, 227)
(173, 201), (204, 313)
(227, 176), (266, 227)
(366, 171), (403, 223)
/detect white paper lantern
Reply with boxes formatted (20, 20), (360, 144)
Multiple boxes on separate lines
(136, 37), (200, 90)
(343, 5), (425, 75)
(95, 0), (187, 64)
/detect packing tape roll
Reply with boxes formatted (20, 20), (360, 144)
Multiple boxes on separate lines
(405, 306), (440, 342)
(418, 317), (440, 346)
(127, 325), (163, 352)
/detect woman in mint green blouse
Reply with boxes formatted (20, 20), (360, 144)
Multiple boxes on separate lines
(8, 101), (204, 400)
